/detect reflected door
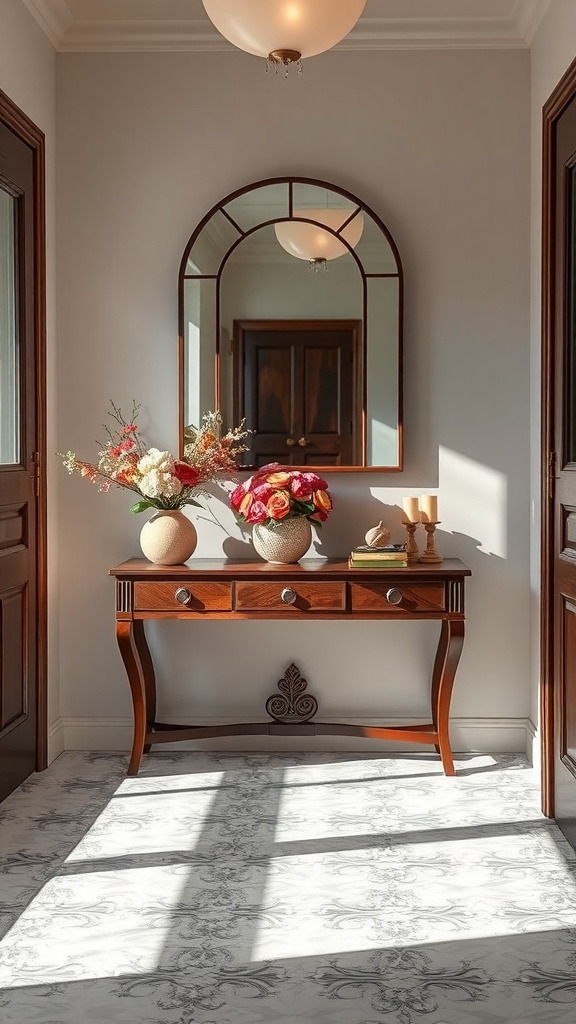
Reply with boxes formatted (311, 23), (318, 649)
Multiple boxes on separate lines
(0, 114), (41, 801)
(233, 320), (361, 467)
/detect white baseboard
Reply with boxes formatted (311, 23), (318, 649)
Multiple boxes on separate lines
(525, 718), (539, 769)
(48, 716), (65, 763)
(55, 715), (535, 756)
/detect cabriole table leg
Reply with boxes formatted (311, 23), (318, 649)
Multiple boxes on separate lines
(431, 618), (465, 776)
(116, 620), (154, 776)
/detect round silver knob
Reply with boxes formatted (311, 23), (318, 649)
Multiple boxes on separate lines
(281, 587), (297, 605)
(175, 587), (192, 605)
(386, 587), (403, 605)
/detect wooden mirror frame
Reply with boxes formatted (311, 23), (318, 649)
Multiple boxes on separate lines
(178, 176), (404, 472)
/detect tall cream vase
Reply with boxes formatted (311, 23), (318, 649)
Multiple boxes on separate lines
(139, 509), (198, 565)
(252, 517), (312, 564)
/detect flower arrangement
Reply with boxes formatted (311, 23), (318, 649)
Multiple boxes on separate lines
(230, 463), (333, 527)
(58, 401), (250, 513)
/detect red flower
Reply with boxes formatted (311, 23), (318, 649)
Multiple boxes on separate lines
(230, 483), (247, 509)
(290, 473), (312, 499)
(174, 461), (200, 486)
(245, 499), (268, 523)
(252, 482), (274, 503)
(304, 472), (328, 490)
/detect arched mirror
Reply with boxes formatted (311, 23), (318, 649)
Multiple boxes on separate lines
(178, 177), (403, 471)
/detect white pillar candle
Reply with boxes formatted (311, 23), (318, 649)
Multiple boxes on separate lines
(401, 497), (420, 523)
(419, 494), (438, 522)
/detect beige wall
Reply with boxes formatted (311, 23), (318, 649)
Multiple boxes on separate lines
(0, 1), (58, 727)
(54, 46), (532, 755)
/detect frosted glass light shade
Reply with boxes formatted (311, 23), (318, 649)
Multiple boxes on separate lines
(274, 209), (364, 262)
(202, 0), (366, 60)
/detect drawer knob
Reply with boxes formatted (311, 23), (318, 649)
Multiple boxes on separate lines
(175, 587), (192, 605)
(281, 587), (297, 605)
(386, 587), (403, 605)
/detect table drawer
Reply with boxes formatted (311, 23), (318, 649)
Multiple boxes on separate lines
(235, 580), (346, 613)
(350, 581), (445, 614)
(134, 581), (232, 612)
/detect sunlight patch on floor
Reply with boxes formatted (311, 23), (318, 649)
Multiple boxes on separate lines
(0, 864), (193, 986)
(65, 770), (224, 862)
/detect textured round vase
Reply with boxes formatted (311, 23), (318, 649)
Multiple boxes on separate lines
(252, 518), (312, 564)
(139, 510), (198, 566)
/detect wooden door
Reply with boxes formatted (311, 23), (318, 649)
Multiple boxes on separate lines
(233, 320), (361, 467)
(542, 60), (576, 845)
(0, 92), (46, 802)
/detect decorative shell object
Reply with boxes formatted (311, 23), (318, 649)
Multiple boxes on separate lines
(364, 520), (391, 548)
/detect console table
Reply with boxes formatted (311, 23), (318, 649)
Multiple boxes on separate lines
(109, 557), (471, 777)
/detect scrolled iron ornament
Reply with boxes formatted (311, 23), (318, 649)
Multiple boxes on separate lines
(265, 662), (318, 724)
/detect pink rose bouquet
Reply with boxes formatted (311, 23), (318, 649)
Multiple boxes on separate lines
(230, 463), (333, 527)
(58, 401), (250, 513)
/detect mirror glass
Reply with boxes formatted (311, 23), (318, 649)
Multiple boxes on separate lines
(179, 178), (403, 470)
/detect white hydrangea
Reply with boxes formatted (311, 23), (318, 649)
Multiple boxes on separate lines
(137, 449), (182, 499)
(138, 448), (175, 475)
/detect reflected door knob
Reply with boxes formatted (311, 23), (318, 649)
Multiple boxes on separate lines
(298, 437), (310, 447)
(386, 588), (403, 605)
(286, 438), (296, 446)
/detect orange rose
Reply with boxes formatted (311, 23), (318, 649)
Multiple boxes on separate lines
(313, 489), (332, 513)
(266, 490), (291, 519)
(266, 471), (292, 489)
(239, 492), (254, 516)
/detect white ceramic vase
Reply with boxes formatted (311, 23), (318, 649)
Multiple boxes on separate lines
(139, 509), (198, 565)
(252, 518), (312, 564)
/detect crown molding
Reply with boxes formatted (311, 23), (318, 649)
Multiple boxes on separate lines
(21, 0), (73, 49)
(22, 0), (552, 53)
(516, 0), (552, 44)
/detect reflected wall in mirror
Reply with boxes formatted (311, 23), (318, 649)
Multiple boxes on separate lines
(178, 178), (403, 471)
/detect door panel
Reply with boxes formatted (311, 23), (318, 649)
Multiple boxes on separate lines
(561, 598), (576, 773)
(0, 189), (19, 463)
(0, 92), (45, 802)
(544, 71), (576, 846)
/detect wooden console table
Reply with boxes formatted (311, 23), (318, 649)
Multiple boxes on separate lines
(109, 557), (471, 777)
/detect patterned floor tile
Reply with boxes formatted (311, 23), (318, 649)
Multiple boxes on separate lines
(0, 752), (575, 1023)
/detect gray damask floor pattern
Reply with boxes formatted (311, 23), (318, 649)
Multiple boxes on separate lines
(0, 751), (576, 1024)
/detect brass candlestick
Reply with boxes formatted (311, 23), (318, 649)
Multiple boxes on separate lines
(403, 521), (420, 564)
(419, 521), (443, 563)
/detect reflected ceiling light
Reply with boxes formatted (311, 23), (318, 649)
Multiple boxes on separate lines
(274, 209), (364, 271)
(202, 1), (366, 75)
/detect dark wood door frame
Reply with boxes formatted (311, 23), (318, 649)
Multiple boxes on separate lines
(541, 57), (576, 818)
(0, 88), (47, 774)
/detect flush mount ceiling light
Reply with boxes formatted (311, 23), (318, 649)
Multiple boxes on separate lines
(202, 0), (367, 75)
(274, 209), (364, 271)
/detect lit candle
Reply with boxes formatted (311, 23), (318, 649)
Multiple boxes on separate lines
(419, 494), (438, 523)
(401, 497), (420, 524)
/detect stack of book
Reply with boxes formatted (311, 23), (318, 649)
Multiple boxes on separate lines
(348, 544), (408, 569)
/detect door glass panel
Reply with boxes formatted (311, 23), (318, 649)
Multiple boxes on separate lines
(567, 165), (576, 464)
(0, 188), (18, 465)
